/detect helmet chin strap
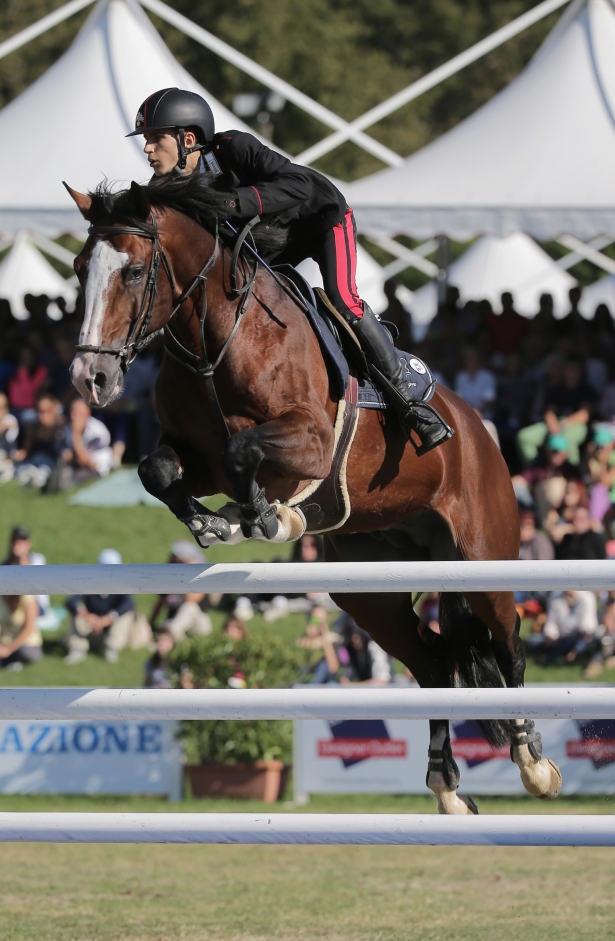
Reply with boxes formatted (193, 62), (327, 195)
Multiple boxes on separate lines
(176, 127), (205, 171)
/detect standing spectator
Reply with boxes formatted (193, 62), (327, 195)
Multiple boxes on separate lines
(0, 591), (42, 671)
(537, 590), (599, 665)
(61, 398), (113, 482)
(296, 605), (343, 684)
(585, 591), (615, 678)
(2, 525), (57, 631)
(454, 347), (496, 418)
(555, 286), (586, 337)
(486, 292), (530, 357)
(7, 347), (48, 426)
(12, 393), (65, 488)
(557, 506), (606, 560)
(65, 549), (151, 664)
(149, 541), (212, 641)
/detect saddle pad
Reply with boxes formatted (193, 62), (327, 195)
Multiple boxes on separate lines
(273, 264), (435, 409)
(272, 264), (348, 399)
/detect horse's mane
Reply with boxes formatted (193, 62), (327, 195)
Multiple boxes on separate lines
(88, 174), (289, 258)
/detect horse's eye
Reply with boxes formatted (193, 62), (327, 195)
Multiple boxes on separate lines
(127, 266), (144, 283)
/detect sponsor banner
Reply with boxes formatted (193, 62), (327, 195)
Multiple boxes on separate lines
(0, 720), (181, 799)
(295, 716), (615, 795)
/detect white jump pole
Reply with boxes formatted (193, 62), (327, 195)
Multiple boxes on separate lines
(0, 560), (613, 595)
(0, 813), (612, 846)
(1, 687), (615, 720)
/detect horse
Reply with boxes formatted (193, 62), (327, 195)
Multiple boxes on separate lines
(65, 175), (562, 814)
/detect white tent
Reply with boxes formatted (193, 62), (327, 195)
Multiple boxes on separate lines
(578, 275), (615, 316)
(410, 233), (576, 326)
(0, 232), (77, 319)
(0, 0), (254, 236)
(296, 246), (388, 315)
(346, 0), (615, 241)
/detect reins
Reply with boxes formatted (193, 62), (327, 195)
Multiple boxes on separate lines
(79, 213), (262, 441)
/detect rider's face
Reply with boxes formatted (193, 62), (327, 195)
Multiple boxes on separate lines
(143, 130), (180, 176)
(142, 129), (200, 176)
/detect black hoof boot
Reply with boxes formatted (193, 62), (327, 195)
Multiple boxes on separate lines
(180, 496), (232, 546)
(239, 486), (279, 540)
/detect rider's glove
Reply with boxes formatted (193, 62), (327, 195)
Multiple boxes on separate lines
(223, 192), (240, 216)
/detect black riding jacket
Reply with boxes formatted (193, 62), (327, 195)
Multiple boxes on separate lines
(204, 130), (347, 239)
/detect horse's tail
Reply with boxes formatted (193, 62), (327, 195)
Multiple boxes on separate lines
(438, 592), (510, 748)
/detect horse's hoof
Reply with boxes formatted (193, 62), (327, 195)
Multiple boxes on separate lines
(271, 504), (307, 542)
(519, 756), (562, 800)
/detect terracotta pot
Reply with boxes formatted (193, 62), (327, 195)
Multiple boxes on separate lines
(185, 760), (289, 803)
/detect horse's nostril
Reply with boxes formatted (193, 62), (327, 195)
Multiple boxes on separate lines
(94, 372), (107, 391)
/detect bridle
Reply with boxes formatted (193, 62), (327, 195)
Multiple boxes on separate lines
(77, 213), (260, 439)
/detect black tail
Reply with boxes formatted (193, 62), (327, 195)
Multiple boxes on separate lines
(438, 592), (510, 748)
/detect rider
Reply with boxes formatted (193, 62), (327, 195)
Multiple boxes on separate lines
(127, 87), (453, 455)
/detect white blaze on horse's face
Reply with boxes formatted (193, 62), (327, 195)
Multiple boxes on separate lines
(72, 240), (129, 405)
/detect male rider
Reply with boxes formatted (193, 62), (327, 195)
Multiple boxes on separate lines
(127, 87), (453, 454)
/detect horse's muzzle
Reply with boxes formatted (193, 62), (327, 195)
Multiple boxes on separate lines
(71, 352), (123, 407)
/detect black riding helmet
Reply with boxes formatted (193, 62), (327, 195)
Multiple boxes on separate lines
(127, 88), (215, 170)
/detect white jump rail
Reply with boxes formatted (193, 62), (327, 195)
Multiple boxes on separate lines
(0, 813), (613, 846)
(0, 559), (614, 595)
(2, 687), (615, 720)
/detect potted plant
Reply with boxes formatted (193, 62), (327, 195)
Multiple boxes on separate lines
(168, 631), (307, 802)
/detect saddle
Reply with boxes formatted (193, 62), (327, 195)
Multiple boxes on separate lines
(273, 265), (437, 534)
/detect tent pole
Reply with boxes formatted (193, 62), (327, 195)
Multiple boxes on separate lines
(556, 235), (615, 276)
(297, 0), (571, 165)
(137, 0), (403, 169)
(365, 235), (438, 279)
(436, 236), (449, 307)
(0, 0), (94, 63)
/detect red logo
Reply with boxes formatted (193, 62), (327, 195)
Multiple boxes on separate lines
(451, 739), (509, 761)
(317, 738), (407, 760)
(566, 739), (615, 762)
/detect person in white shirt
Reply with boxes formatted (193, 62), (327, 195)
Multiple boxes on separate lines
(454, 347), (497, 419)
(62, 398), (113, 479)
(540, 590), (599, 664)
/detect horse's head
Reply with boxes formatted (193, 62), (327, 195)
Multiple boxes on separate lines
(66, 181), (166, 407)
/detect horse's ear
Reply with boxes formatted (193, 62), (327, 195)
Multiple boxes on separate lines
(126, 181), (151, 220)
(63, 182), (95, 220)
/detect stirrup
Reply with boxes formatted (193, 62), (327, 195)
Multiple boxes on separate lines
(404, 400), (455, 456)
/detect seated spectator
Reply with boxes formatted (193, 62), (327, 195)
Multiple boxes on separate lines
(150, 541), (212, 641)
(61, 398), (113, 482)
(222, 615), (249, 640)
(65, 549), (151, 664)
(3, 525), (58, 632)
(534, 590), (599, 665)
(544, 479), (589, 545)
(144, 629), (175, 689)
(585, 591), (615, 678)
(512, 435), (576, 518)
(454, 347), (496, 419)
(262, 534), (331, 621)
(557, 506), (606, 560)
(0, 393), (18, 484)
(516, 510), (554, 628)
(297, 605), (344, 684)
(0, 591), (42, 671)
(586, 426), (615, 523)
(337, 614), (392, 686)
(12, 393), (65, 488)
(7, 347), (48, 426)
(517, 356), (595, 466)
(51, 336), (78, 406)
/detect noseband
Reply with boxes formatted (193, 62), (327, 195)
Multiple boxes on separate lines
(76, 214), (258, 439)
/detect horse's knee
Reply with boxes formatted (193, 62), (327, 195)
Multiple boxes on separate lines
(138, 445), (182, 496)
(222, 432), (264, 480)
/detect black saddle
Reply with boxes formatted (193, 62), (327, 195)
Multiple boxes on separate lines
(273, 264), (435, 408)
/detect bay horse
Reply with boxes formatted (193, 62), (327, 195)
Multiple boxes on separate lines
(65, 176), (561, 814)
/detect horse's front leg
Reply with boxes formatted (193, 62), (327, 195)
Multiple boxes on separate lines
(138, 445), (243, 547)
(222, 408), (333, 542)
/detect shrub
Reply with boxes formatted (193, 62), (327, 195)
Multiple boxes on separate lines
(168, 631), (308, 765)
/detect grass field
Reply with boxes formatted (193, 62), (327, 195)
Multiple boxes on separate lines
(1, 481), (615, 939)
(0, 793), (614, 941)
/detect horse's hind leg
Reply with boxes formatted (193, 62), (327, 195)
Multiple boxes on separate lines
(138, 445), (240, 547)
(465, 590), (562, 801)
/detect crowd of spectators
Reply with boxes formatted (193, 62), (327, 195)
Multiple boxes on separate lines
(0, 305), (161, 491)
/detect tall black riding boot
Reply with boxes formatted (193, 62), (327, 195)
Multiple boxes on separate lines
(350, 305), (454, 455)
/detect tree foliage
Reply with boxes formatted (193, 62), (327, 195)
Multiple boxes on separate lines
(1, 0), (561, 179)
